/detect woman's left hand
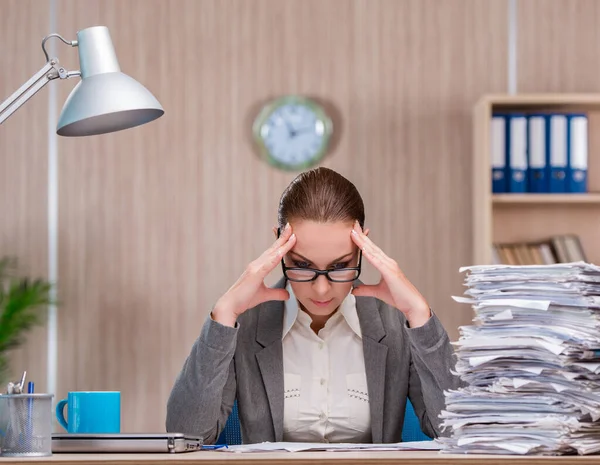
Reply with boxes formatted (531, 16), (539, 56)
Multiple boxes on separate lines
(350, 221), (431, 328)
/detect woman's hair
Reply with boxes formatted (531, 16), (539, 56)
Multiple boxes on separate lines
(278, 167), (365, 230)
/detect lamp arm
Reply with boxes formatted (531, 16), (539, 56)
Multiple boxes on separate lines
(0, 60), (56, 124)
(41, 33), (78, 62)
(0, 58), (81, 125)
(0, 33), (80, 125)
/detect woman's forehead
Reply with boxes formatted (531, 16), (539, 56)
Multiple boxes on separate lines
(289, 220), (356, 262)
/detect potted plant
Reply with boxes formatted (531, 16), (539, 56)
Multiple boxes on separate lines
(0, 257), (54, 385)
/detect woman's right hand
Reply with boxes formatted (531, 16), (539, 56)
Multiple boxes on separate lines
(211, 224), (296, 327)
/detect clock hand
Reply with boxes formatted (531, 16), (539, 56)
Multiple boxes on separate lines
(290, 125), (315, 137)
(283, 120), (295, 137)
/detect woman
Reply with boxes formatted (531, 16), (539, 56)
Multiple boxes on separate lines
(166, 167), (461, 444)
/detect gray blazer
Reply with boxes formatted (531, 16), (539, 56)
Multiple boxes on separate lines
(166, 279), (463, 444)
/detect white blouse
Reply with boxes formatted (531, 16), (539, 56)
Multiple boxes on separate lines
(281, 283), (372, 443)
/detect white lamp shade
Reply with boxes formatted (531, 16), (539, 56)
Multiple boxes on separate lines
(56, 26), (164, 137)
(57, 72), (164, 136)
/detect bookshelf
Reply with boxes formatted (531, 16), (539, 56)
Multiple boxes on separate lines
(473, 94), (600, 265)
(493, 193), (600, 204)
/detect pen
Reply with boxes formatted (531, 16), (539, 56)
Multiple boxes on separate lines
(27, 381), (34, 440)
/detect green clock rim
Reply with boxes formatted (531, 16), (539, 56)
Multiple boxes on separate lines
(252, 95), (333, 171)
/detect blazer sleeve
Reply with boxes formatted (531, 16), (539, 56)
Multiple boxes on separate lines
(403, 311), (464, 438)
(166, 316), (238, 444)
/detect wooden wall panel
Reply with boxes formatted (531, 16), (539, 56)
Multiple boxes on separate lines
(0, 0), (50, 391)
(518, 0), (600, 92)
(29, 0), (507, 432)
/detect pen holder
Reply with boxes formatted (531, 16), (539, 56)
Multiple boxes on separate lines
(0, 393), (54, 457)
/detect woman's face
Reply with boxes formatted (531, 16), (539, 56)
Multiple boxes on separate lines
(280, 220), (364, 319)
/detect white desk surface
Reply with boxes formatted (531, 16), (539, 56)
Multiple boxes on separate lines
(0, 451), (597, 465)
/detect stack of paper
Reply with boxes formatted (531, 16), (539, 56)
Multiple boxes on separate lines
(439, 262), (600, 456)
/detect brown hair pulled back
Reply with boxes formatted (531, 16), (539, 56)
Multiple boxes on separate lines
(278, 167), (365, 231)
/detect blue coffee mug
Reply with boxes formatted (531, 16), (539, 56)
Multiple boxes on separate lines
(56, 391), (120, 433)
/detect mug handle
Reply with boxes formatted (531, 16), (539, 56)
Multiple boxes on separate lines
(56, 399), (69, 431)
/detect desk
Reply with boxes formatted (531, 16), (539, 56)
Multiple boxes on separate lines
(0, 451), (598, 465)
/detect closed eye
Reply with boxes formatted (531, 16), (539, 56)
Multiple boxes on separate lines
(291, 260), (352, 269)
(331, 262), (351, 270)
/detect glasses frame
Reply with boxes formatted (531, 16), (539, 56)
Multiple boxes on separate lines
(281, 250), (362, 283)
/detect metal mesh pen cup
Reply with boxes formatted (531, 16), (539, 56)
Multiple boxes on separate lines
(0, 394), (54, 457)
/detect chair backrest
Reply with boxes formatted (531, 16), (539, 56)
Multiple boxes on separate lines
(217, 400), (243, 445)
(216, 398), (432, 445)
(400, 399), (432, 442)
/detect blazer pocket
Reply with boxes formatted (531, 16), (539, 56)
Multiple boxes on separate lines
(283, 373), (302, 433)
(346, 373), (370, 432)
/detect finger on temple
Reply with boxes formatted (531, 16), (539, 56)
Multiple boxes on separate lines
(262, 234), (296, 273)
(265, 225), (292, 256)
(364, 246), (399, 278)
(274, 223), (292, 246)
(355, 230), (393, 264)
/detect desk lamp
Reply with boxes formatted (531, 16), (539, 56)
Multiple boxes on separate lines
(0, 25), (164, 398)
(0, 25), (164, 135)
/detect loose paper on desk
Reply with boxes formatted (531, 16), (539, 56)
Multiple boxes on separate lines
(218, 440), (440, 453)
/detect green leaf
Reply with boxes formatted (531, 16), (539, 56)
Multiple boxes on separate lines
(0, 257), (55, 384)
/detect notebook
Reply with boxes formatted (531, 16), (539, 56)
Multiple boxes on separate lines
(52, 433), (203, 453)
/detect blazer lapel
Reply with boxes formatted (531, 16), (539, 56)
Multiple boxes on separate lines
(255, 292), (286, 441)
(356, 296), (388, 443)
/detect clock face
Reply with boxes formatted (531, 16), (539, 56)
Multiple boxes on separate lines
(253, 96), (333, 171)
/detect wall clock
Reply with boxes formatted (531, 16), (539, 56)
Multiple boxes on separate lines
(252, 96), (333, 171)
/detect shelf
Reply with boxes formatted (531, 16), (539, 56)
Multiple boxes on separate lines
(473, 94), (600, 266)
(493, 194), (600, 204)
(480, 93), (600, 111)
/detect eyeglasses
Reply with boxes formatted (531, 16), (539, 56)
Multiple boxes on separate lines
(281, 251), (362, 283)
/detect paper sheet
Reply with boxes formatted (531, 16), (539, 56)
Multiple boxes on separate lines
(217, 440), (440, 453)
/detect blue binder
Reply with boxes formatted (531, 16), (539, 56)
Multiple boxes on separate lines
(507, 114), (527, 192)
(527, 114), (550, 193)
(491, 114), (507, 193)
(567, 113), (588, 193)
(549, 114), (568, 193)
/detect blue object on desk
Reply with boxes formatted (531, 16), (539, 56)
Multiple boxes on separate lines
(26, 381), (34, 439)
(56, 391), (120, 433)
(215, 398), (431, 445)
